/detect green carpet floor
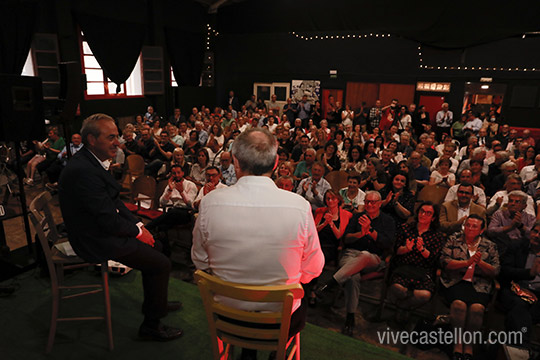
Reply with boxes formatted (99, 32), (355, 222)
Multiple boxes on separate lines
(0, 269), (410, 360)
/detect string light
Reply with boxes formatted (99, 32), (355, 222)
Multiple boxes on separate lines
(206, 24), (220, 51)
(289, 32), (392, 41)
(417, 43), (540, 72)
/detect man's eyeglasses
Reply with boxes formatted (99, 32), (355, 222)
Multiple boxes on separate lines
(365, 199), (380, 204)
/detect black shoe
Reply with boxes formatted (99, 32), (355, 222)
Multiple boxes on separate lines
(315, 278), (339, 299)
(308, 296), (317, 307)
(342, 318), (355, 336)
(167, 301), (183, 312)
(138, 323), (183, 341)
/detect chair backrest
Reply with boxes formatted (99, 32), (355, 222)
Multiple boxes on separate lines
(29, 191), (60, 282)
(131, 176), (157, 209)
(325, 170), (349, 191)
(126, 155), (145, 179)
(194, 270), (304, 360)
(416, 184), (449, 206)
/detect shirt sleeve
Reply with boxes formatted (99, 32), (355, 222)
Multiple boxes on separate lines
(191, 210), (210, 271)
(299, 205), (325, 283)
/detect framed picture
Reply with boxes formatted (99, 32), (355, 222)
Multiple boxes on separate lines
(291, 80), (320, 104)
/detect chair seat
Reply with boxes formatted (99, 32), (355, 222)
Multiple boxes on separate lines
(136, 208), (163, 220)
(123, 202), (139, 212)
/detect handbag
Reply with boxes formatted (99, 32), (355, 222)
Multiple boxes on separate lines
(511, 281), (538, 304)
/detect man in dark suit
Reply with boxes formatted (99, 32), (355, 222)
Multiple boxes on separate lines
(58, 113), (183, 341)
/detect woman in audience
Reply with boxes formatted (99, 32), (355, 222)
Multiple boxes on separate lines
(309, 189), (353, 305)
(342, 145), (366, 173)
(397, 160), (418, 195)
(150, 119), (162, 140)
(440, 214), (499, 360)
(183, 130), (200, 163)
(134, 114), (144, 135)
(359, 157), (387, 191)
(469, 158), (488, 191)
(339, 175), (365, 213)
(429, 156), (456, 187)
(334, 130), (345, 153)
(363, 141), (378, 159)
(170, 147), (191, 176)
(396, 105), (411, 133)
(388, 201), (445, 323)
(374, 135), (385, 158)
(313, 129), (328, 150)
(387, 140), (404, 163)
(517, 145), (536, 172)
(338, 137), (352, 165)
(311, 101), (322, 126)
(208, 123), (224, 147)
(272, 161), (294, 181)
(352, 132), (363, 147)
(318, 141), (341, 174)
(380, 171), (416, 226)
(188, 148), (209, 187)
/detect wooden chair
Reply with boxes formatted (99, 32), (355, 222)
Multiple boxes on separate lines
(325, 170), (349, 191)
(120, 154), (145, 197)
(29, 191), (113, 353)
(124, 175), (164, 220)
(194, 270), (304, 360)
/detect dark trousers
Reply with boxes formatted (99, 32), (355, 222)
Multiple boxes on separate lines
(113, 240), (171, 322)
(146, 208), (192, 231)
(499, 287), (540, 346)
(45, 160), (64, 183)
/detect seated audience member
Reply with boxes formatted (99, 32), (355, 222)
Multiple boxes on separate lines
(359, 157), (387, 191)
(145, 165), (198, 254)
(169, 147), (190, 177)
(293, 148), (316, 180)
(409, 151), (430, 188)
(316, 191), (395, 336)
(297, 162), (331, 211)
(468, 159), (489, 191)
(219, 151), (237, 186)
(191, 128), (324, 360)
(488, 150), (509, 181)
(318, 141), (341, 174)
(488, 160), (518, 198)
(137, 128), (155, 162)
(145, 131), (175, 177)
(517, 145), (536, 172)
(398, 131), (414, 158)
(193, 166), (227, 210)
(339, 175), (365, 213)
(488, 190), (536, 244)
(308, 190), (354, 305)
(273, 161), (294, 181)
(414, 142), (432, 168)
(431, 143), (459, 173)
(291, 134), (310, 162)
(457, 135), (478, 160)
(45, 133), (83, 190)
(119, 128), (141, 157)
(182, 130), (201, 163)
(380, 171), (416, 226)
(487, 174), (536, 217)
(485, 139), (504, 165)
(275, 175), (294, 191)
(397, 160), (418, 195)
(444, 169), (487, 208)
(439, 215), (499, 360)
(380, 148), (397, 177)
(498, 221), (540, 348)
(188, 148), (209, 187)
(25, 127), (66, 186)
(429, 157), (455, 187)
(194, 121), (208, 147)
(520, 154), (540, 185)
(207, 139), (223, 166)
(388, 202), (445, 323)
(457, 147), (489, 176)
(167, 125), (184, 147)
(440, 182), (486, 235)
(341, 145), (366, 173)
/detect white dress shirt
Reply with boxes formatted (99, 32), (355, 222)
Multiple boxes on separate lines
(192, 176), (324, 312)
(159, 179), (198, 208)
(445, 184), (487, 207)
(520, 165), (539, 184)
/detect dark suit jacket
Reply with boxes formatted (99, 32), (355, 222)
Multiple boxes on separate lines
(58, 147), (140, 263)
(499, 237), (534, 289)
(439, 200), (486, 235)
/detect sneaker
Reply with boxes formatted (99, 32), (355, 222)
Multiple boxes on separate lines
(45, 182), (58, 191)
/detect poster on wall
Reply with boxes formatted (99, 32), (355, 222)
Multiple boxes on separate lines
(291, 80), (320, 104)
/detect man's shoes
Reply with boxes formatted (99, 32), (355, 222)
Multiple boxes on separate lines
(138, 323), (183, 341)
(45, 182), (58, 191)
(23, 178), (34, 186)
(314, 278), (339, 299)
(167, 301), (183, 312)
(342, 316), (355, 337)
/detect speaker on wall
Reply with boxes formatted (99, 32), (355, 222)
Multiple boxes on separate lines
(0, 74), (45, 141)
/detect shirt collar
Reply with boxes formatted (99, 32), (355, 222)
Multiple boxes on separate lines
(88, 149), (111, 171)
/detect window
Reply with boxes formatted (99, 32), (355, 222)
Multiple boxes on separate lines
(80, 33), (143, 99)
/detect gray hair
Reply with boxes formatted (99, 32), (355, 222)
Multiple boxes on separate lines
(496, 151), (510, 162)
(364, 190), (381, 201)
(231, 128), (277, 175)
(81, 113), (115, 145)
(508, 190), (528, 203)
(472, 147), (486, 157)
(305, 148), (317, 156)
(501, 160), (517, 170)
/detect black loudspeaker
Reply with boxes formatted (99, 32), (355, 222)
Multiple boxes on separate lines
(0, 74), (45, 141)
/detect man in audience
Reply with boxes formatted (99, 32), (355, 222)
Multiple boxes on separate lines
(414, 142), (432, 168)
(463, 111), (482, 134)
(440, 182), (486, 235)
(45, 133), (83, 191)
(193, 166), (227, 210)
(496, 124), (511, 149)
(409, 151), (430, 187)
(488, 160), (518, 197)
(59, 113), (182, 341)
(168, 108), (185, 126)
(457, 147), (488, 176)
(296, 162), (331, 211)
(487, 174), (536, 217)
(520, 154), (540, 185)
(368, 99), (383, 131)
(145, 131), (175, 177)
(435, 102), (453, 141)
(291, 134), (310, 163)
(316, 190), (394, 336)
(283, 97), (298, 124)
(137, 128), (154, 162)
(380, 149), (397, 177)
(219, 151), (237, 186)
(275, 175), (295, 191)
(431, 143), (459, 173)
(499, 221), (540, 349)
(192, 128), (324, 359)
(488, 190), (536, 243)
(444, 169), (487, 207)
(297, 95), (311, 126)
(523, 129), (536, 148)
(293, 148), (316, 180)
